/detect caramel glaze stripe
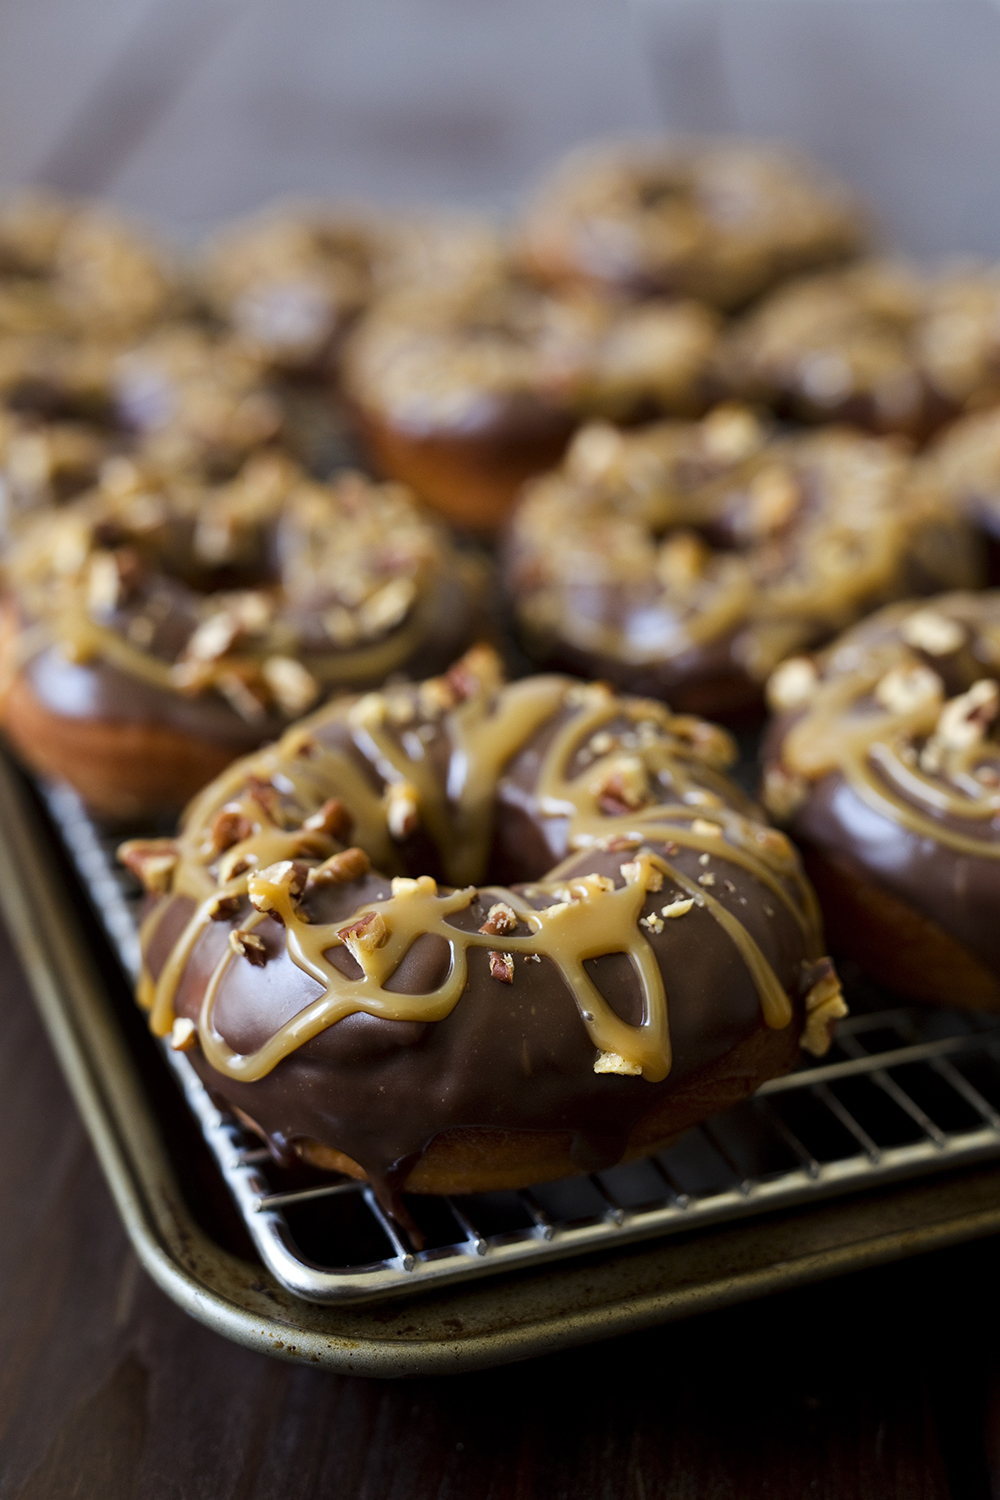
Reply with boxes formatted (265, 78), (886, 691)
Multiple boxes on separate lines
(142, 676), (822, 1080)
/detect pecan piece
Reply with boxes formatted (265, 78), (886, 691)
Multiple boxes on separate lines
(207, 893), (242, 921)
(229, 930), (268, 966)
(169, 1017), (198, 1052)
(302, 798), (353, 840)
(385, 781), (420, 840)
(308, 847), (372, 887)
(210, 806), (254, 852)
(479, 901), (518, 937)
(118, 838), (178, 893)
(488, 950), (514, 984)
(339, 909), (389, 961)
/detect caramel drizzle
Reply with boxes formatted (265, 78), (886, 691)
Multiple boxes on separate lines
(141, 674), (819, 1081)
(779, 604), (1000, 860)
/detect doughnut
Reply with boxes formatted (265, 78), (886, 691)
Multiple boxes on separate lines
(516, 139), (866, 310)
(0, 455), (484, 818)
(0, 410), (109, 523)
(0, 189), (180, 341)
(717, 258), (1000, 438)
(503, 407), (981, 720)
(113, 324), (285, 477)
(124, 645), (844, 1213)
(922, 407), (1000, 562)
(201, 205), (503, 373)
(342, 275), (721, 532)
(762, 593), (1000, 1009)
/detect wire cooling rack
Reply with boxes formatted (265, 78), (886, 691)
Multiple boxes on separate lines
(43, 780), (1000, 1306)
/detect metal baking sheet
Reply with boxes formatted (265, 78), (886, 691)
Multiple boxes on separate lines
(43, 778), (1000, 1308)
(5, 746), (1000, 1373)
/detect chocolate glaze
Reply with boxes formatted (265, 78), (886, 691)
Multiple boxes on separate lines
(762, 593), (1000, 986)
(151, 838), (806, 1200)
(786, 767), (1000, 977)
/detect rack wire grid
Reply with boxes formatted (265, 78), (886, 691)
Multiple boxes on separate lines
(43, 778), (1000, 1307)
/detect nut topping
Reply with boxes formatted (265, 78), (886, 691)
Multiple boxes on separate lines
(184, 611), (241, 663)
(262, 655), (320, 716)
(385, 781), (420, 840)
(799, 956), (847, 1057)
(229, 929), (268, 966)
(591, 755), (649, 814)
(593, 1050), (642, 1076)
(248, 860), (309, 915)
(921, 678), (1000, 773)
(338, 909), (389, 961)
(117, 838), (178, 893)
(488, 950), (515, 984)
(479, 901), (518, 936)
(767, 656), (818, 712)
(207, 893), (242, 921)
(210, 806), (254, 852)
(619, 859), (664, 892)
(169, 1017), (198, 1051)
(900, 609), (965, 657)
(873, 663), (944, 716)
(308, 846), (371, 886)
(302, 798), (354, 840)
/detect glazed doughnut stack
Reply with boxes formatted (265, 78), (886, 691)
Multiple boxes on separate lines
(8, 131), (1000, 1221)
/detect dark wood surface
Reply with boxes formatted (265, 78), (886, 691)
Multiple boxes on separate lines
(1, 916), (999, 1500)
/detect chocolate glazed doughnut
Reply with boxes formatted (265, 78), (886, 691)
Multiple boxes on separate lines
(123, 646), (845, 1216)
(0, 454), (485, 818)
(341, 274), (721, 534)
(503, 407), (981, 721)
(762, 593), (1000, 1008)
(515, 139), (866, 309)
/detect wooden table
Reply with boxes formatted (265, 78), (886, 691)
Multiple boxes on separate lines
(1, 915), (997, 1500)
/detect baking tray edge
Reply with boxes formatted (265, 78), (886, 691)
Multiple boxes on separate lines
(3, 747), (1000, 1377)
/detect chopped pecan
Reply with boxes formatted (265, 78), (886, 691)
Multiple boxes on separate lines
(488, 950), (515, 984)
(308, 847), (372, 887)
(900, 609), (964, 657)
(185, 611), (241, 663)
(591, 755), (649, 815)
(619, 859), (664, 893)
(767, 656), (818, 713)
(605, 834), (642, 853)
(799, 956), (848, 1057)
(210, 806), (254, 852)
(248, 861), (309, 915)
(207, 893), (242, 921)
(339, 909), (389, 961)
(593, 1050), (642, 1076)
(169, 1017), (198, 1052)
(479, 901), (518, 936)
(118, 838), (178, 893)
(446, 645), (503, 703)
(229, 930), (268, 966)
(357, 577), (416, 638)
(874, 664), (943, 716)
(217, 670), (268, 724)
(302, 798), (353, 840)
(385, 781), (420, 840)
(262, 655), (320, 717)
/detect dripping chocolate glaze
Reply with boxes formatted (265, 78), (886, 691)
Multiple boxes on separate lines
(132, 652), (838, 1208)
(764, 592), (1000, 975)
